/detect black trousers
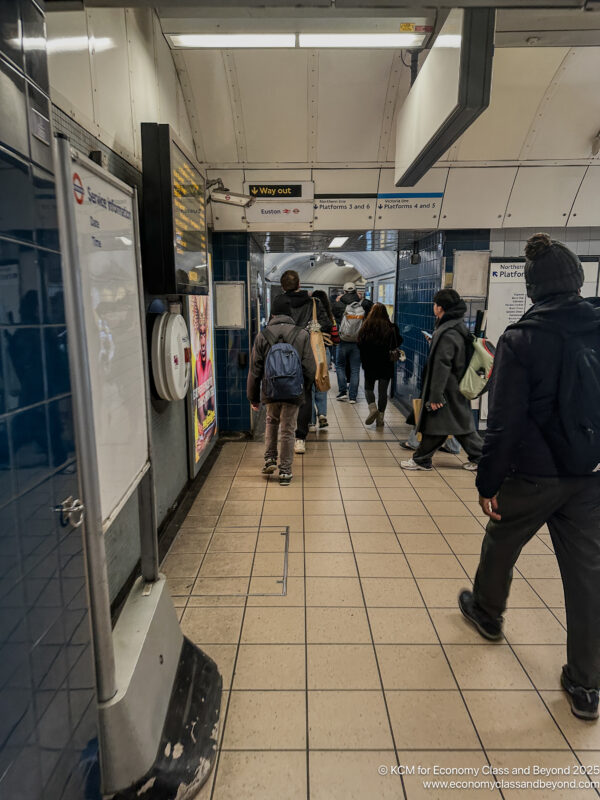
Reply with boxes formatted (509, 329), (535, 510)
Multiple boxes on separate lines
(413, 431), (483, 467)
(364, 376), (390, 412)
(473, 474), (600, 689)
(295, 386), (313, 440)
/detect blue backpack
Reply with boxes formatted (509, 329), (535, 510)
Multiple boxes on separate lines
(262, 327), (304, 402)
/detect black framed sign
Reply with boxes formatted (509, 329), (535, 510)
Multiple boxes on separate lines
(141, 123), (208, 295)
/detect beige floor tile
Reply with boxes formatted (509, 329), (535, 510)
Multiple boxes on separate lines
(504, 608), (566, 645)
(223, 691), (306, 749)
(373, 476), (412, 488)
(247, 576), (305, 606)
(227, 486), (267, 501)
(511, 645), (564, 690)
(397, 534), (452, 554)
(377, 487), (420, 502)
(233, 644), (305, 690)
(337, 475), (376, 488)
(252, 552), (302, 577)
(307, 606), (372, 643)
(306, 577), (364, 607)
(265, 485), (303, 499)
(340, 487), (380, 501)
(188, 500), (225, 517)
(406, 554), (467, 579)
(196, 644), (237, 689)
(168, 533), (211, 554)
(489, 751), (596, 800)
(433, 516), (484, 533)
(383, 501), (428, 516)
(166, 577), (195, 596)
(207, 533), (257, 553)
(390, 516), (439, 533)
(456, 554), (486, 580)
(370, 467), (404, 476)
(260, 514), (304, 532)
(214, 751), (306, 800)
(424, 501), (469, 517)
(452, 487), (480, 501)
(361, 577), (423, 607)
(401, 751), (501, 799)
(416, 578), (469, 607)
(356, 553), (411, 578)
(262, 499), (303, 515)
(387, 691), (479, 749)
(305, 553), (358, 577)
(161, 552), (203, 578)
(304, 532), (353, 552)
(517, 555), (561, 580)
(309, 751), (399, 800)
(528, 579), (565, 607)
(444, 533), (484, 554)
(241, 606), (305, 644)
(217, 514), (262, 528)
(198, 553), (254, 577)
(377, 644), (456, 689)
(369, 608), (438, 644)
(506, 579), (546, 608)
(350, 533), (402, 553)
(405, 475), (446, 488)
(304, 500), (345, 516)
(347, 516), (394, 533)
(344, 500), (387, 516)
(464, 690), (566, 749)
(190, 577), (249, 603)
(221, 500), (264, 516)
(541, 691), (600, 750)
(521, 536), (554, 555)
(430, 608), (500, 645)
(445, 644), (532, 690)
(305, 476), (344, 487)
(308, 644), (380, 689)
(255, 531), (291, 552)
(308, 691), (393, 749)
(305, 515), (348, 532)
(415, 487), (459, 502)
(550, 607), (567, 626)
(303, 487), (342, 500)
(181, 607), (244, 644)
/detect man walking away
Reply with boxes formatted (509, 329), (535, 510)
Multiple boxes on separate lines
(280, 270), (331, 453)
(401, 289), (483, 471)
(334, 281), (373, 403)
(247, 295), (316, 485)
(459, 233), (600, 721)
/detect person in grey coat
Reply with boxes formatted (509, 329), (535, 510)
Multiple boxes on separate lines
(247, 295), (316, 484)
(401, 289), (483, 472)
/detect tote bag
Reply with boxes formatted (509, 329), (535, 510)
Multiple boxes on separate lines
(308, 300), (331, 392)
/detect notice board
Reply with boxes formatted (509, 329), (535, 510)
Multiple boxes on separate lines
(68, 151), (149, 528)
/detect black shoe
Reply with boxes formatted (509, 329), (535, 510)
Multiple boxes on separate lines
(561, 666), (599, 721)
(400, 441), (416, 451)
(336, 391), (348, 401)
(279, 472), (293, 486)
(458, 590), (503, 641)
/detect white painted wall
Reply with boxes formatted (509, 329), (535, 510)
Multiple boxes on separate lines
(47, 8), (194, 168)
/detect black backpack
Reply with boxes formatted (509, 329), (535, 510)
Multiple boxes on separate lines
(508, 319), (600, 475)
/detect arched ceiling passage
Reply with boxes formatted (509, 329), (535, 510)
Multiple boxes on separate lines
(264, 250), (396, 285)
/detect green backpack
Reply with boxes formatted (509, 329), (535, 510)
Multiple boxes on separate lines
(459, 337), (496, 400)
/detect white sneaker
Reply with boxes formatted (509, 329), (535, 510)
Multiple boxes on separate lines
(294, 439), (306, 454)
(463, 461), (478, 471)
(400, 458), (433, 471)
(349, 399), (357, 405)
(308, 424), (317, 432)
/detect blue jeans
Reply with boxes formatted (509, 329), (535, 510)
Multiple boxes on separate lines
(336, 341), (361, 400)
(311, 384), (328, 423)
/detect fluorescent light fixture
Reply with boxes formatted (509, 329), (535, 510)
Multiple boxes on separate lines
(329, 237), (349, 248)
(169, 34), (296, 48)
(299, 33), (424, 48)
(433, 34), (462, 49)
(47, 36), (114, 54)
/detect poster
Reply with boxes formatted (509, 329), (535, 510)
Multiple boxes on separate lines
(188, 282), (217, 471)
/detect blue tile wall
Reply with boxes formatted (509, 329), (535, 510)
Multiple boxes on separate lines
(0, 3), (100, 799)
(212, 233), (252, 431)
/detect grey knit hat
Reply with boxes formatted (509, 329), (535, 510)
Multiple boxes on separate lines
(524, 233), (584, 302)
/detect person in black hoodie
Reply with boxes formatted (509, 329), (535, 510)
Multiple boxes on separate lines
(459, 234), (600, 722)
(401, 289), (484, 471)
(280, 270), (332, 453)
(358, 303), (402, 427)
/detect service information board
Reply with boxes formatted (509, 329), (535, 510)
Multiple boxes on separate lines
(188, 281), (217, 474)
(171, 143), (208, 291)
(70, 158), (149, 526)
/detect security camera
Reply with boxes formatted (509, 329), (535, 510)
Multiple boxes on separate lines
(309, 258), (315, 268)
(209, 188), (255, 208)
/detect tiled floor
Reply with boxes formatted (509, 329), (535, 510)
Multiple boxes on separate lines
(162, 387), (600, 800)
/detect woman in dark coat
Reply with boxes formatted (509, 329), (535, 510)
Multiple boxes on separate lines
(358, 303), (402, 427)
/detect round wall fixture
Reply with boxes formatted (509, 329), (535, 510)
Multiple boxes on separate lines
(151, 312), (191, 401)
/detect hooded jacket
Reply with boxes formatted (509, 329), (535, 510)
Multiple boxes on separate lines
(247, 315), (316, 406)
(477, 294), (600, 498)
(332, 291), (373, 325)
(283, 290), (332, 333)
(417, 300), (476, 437)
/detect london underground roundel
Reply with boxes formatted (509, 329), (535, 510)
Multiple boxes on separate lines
(73, 173), (84, 205)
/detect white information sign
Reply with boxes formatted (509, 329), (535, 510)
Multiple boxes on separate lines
(245, 201), (314, 224)
(313, 197), (374, 230)
(486, 261), (528, 346)
(375, 192), (444, 229)
(71, 157), (149, 528)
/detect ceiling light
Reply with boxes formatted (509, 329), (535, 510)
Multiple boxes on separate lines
(299, 33), (424, 49)
(168, 34), (296, 49)
(433, 34), (462, 49)
(47, 36), (115, 54)
(329, 237), (349, 248)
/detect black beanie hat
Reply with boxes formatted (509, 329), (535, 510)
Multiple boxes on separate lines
(524, 233), (584, 302)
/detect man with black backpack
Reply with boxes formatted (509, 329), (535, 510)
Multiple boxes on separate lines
(459, 233), (600, 721)
(247, 295), (315, 485)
